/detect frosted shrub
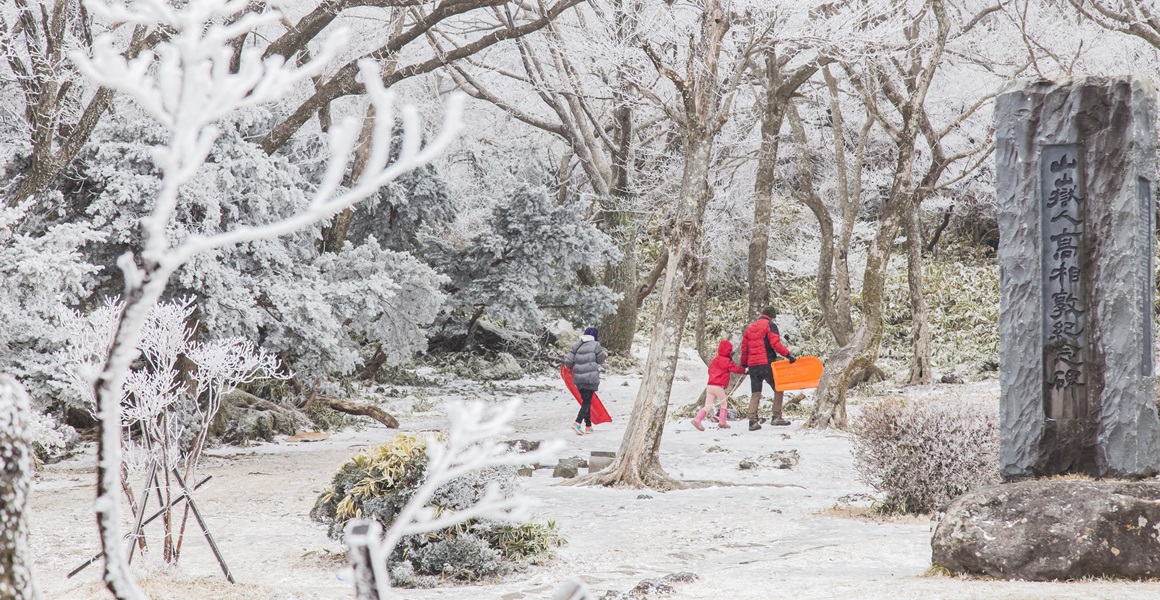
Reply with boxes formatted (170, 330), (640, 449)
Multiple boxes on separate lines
(27, 410), (78, 463)
(850, 396), (999, 514)
(312, 433), (564, 584)
(58, 297), (282, 562)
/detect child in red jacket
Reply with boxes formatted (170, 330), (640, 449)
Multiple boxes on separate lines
(693, 339), (746, 430)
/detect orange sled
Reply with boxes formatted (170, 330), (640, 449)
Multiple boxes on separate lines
(771, 356), (824, 392)
(560, 366), (612, 424)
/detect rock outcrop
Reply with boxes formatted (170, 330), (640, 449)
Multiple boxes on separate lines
(933, 480), (1160, 580)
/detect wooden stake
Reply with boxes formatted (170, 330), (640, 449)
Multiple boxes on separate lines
(126, 462), (158, 564)
(67, 475), (211, 578)
(172, 469), (235, 583)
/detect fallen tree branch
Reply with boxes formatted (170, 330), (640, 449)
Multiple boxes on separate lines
(319, 397), (400, 429)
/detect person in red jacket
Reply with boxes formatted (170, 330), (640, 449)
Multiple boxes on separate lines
(741, 306), (796, 430)
(692, 339), (747, 430)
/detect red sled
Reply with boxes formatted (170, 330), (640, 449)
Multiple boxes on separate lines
(560, 366), (612, 424)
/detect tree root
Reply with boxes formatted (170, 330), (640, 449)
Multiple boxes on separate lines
(561, 459), (686, 491)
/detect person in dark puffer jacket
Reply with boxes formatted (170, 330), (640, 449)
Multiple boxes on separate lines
(564, 326), (606, 435)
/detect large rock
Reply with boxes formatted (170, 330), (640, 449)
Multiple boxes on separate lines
(932, 480), (1160, 580)
(553, 457), (585, 479)
(588, 451), (615, 473)
(479, 352), (524, 380)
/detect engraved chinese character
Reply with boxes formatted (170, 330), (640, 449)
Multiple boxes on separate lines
(1049, 264), (1081, 285)
(1050, 319), (1085, 341)
(1048, 185), (1081, 209)
(1053, 342), (1084, 367)
(1050, 229), (1081, 261)
(1050, 210), (1082, 225)
(1050, 290), (1085, 319)
(1051, 154), (1078, 173)
(1050, 368), (1084, 389)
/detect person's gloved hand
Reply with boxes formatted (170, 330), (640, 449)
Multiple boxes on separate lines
(788, 354), (797, 364)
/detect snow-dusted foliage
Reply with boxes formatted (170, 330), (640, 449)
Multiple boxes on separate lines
(850, 395), (999, 514)
(0, 375), (40, 600)
(316, 400), (563, 593)
(57, 108), (446, 378)
(433, 185), (619, 330)
(347, 161), (458, 254)
(0, 202), (102, 401)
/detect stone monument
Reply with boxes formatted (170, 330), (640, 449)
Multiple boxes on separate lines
(996, 76), (1160, 479)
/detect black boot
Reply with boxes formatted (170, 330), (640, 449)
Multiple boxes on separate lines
(749, 419), (762, 431)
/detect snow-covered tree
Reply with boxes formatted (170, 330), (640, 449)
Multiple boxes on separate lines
(432, 184), (619, 341)
(0, 200), (102, 405)
(58, 108), (446, 380)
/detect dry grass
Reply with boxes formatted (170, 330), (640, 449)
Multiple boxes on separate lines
(814, 505), (931, 525)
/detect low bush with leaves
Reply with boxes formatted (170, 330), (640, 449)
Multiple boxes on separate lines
(311, 434), (564, 585)
(850, 395), (999, 514)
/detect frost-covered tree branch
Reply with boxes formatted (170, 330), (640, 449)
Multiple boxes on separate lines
(67, 0), (463, 597)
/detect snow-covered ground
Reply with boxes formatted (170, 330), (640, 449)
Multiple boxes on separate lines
(29, 348), (1160, 599)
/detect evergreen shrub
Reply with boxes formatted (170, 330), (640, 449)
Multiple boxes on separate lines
(311, 434), (564, 585)
(850, 395), (998, 514)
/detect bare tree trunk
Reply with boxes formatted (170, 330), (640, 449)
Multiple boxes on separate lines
(599, 237), (639, 354)
(597, 100), (639, 354)
(319, 102), (376, 253)
(694, 256), (711, 365)
(319, 10), (404, 254)
(588, 131), (714, 489)
(1, 376), (39, 600)
(807, 201), (904, 429)
(804, 0), (951, 429)
(747, 53), (786, 319)
(596, 0), (640, 355)
(905, 207), (932, 384)
(581, 0), (734, 487)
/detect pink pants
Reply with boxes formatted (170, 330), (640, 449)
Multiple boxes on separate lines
(704, 385), (727, 411)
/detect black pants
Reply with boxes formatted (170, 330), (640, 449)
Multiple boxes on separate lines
(748, 364), (777, 394)
(575, 389), (595, 427)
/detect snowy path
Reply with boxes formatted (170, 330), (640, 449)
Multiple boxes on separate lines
(29, 350), (1160, 599)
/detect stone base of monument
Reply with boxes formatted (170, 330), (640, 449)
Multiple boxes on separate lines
(932, 480), (1160, 580)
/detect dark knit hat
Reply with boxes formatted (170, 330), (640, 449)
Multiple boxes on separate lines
(583, 327), (599, 341)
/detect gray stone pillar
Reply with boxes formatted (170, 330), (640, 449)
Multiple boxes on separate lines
(996, 76), (1160, 479)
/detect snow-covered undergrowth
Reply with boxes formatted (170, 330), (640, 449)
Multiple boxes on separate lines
(312, 433), (564, 586)
(850, 394), (999, 514)
(771, 256), (999, 375)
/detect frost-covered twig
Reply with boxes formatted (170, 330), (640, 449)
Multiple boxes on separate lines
(344, 398), (563, 598)
(68, 0), (462, 596)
